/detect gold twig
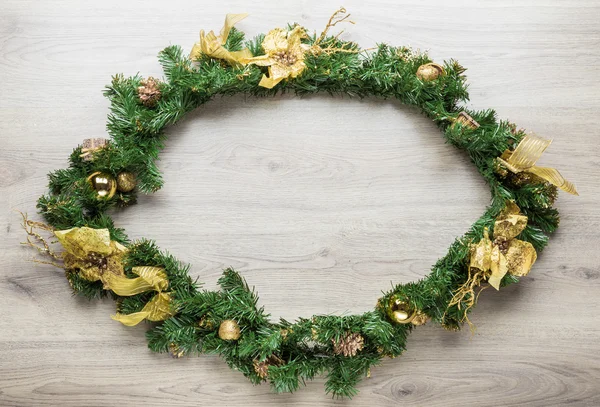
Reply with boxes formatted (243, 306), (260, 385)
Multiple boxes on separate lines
(311, 8), (364, 56)
(314, 7), (355, 47)
(445, 268), (488, 333)
(30, 258), (63, 269)
(18, 211), (62, 262)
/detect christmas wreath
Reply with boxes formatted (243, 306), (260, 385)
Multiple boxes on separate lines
(22, 9), (578, 398)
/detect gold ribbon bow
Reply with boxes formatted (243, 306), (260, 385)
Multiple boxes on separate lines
(109, 266), (173, 326)
(189, 13), (253, 65)
(53, 227), (172, 326)
(498, 134), (578, 195)
(54, 227), (127, 286)
(469, 201), (537, 290)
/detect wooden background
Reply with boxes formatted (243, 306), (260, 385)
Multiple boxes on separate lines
(1, 0), (599, 405)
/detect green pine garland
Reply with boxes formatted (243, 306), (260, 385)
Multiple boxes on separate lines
(26, 13), (569, 399)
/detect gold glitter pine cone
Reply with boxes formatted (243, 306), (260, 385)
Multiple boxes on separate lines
(253, 355), (284, 379)
(80, 138), (108, 162)
(332, 332), (364, 357)
(451, 111), (480, 130)
(138, 77), (162, 107)
(168, 342), (185, 358)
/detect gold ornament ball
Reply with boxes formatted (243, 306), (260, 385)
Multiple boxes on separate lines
(218, 319), (241, 341)
(416, 63), (445, 81)
(87, 172), (117, 199)
(387, 297), (417, 324)
(116, 172), (137, 192)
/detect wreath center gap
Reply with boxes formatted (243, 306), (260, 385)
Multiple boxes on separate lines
(164, 94), (484, 317)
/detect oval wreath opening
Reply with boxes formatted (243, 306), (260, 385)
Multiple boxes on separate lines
(22, 9), (578, 399)
(119, 92), (490, 319)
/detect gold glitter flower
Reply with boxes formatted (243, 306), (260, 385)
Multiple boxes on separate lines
(241, 25), (310, 89)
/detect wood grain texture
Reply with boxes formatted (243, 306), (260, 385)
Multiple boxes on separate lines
(1, 0), (599, 405)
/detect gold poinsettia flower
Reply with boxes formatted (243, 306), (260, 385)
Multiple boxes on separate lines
(54, 227), (127, 288)
(241, 25), (310, 89)
(469, 201), (537, 290)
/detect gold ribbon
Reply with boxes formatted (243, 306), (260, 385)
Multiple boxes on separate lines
(189, 13), (253, 65)
(54, 227), (127, 286)
(112, 292), (172, 326)
(109, 266), (173, 326)
(469, 201), (537, 290)
(498, 134), (578, 195)
(106, 266), (169, 296)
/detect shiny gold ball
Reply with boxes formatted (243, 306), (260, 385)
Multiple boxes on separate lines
(218, 319), (241, 341)
(87, 171), (116, 199)
(416, 63), (445, 81)
(387, 296), (417, 324)
(116, 172), (137, 192)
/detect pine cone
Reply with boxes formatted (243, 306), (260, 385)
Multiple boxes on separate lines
(332, 332), (364, 357)
(80, 138), (108, 162)
(253, 355), (283, 379)
(138, 77), (161, 107)
(168, 343), (184, 358)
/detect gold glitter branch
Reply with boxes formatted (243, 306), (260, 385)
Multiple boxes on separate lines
(446, 268), (489, 333)
(19, 211), (62, 268)
(312, 7), (356, 54)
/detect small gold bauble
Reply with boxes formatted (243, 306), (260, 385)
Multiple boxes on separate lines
(416, 62), (445, 81)
(87, 171), (116, 199)
(387, 296), (417, 324)
(411, 311), (430, 326)
(116, 172), (137, 192)
(218, 319), (241, 341)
